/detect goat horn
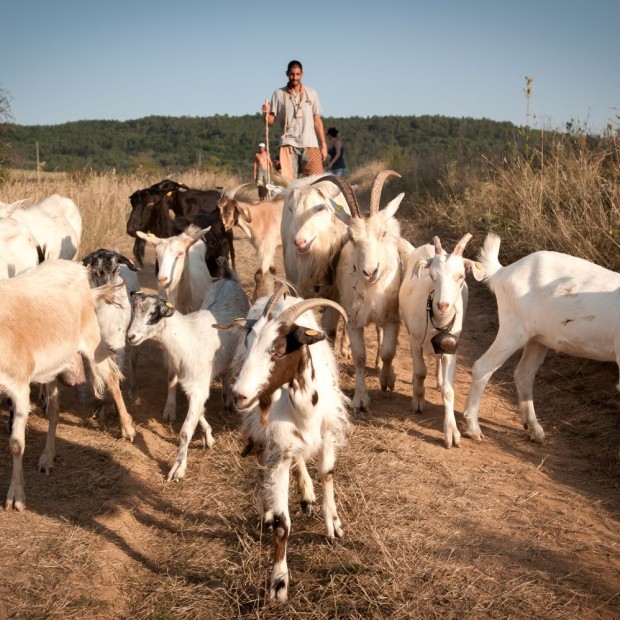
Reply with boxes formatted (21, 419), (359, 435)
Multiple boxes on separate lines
(312, 175), (362, 218)
(225, 182), (253, 200)
(277, 298), (348, 330)
(262, 281), (292, 320)
(433, 236), (443, 255)
(369, 170), (401, 215)
(453, 233), (473, 256)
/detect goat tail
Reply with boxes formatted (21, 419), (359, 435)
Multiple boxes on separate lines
(478, 233), (503, 283)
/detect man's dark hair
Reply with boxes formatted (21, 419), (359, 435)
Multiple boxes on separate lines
(287, 60), (303, 72)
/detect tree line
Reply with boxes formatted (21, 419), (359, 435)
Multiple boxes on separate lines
(2, 114), (522, 178)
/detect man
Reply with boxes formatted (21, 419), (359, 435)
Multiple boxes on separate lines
(262, 60), (327, 183)
(253, 142), (272, 200)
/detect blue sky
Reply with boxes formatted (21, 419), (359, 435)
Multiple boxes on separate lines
(2, 0), (618, 133)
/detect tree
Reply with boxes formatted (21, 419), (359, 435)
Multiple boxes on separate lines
(0, 85), (14, 171)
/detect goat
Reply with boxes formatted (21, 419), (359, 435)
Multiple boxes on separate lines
(399, 235), (484, 447)
(218, 286), (350, 602)
(217, 183), (284, 301)
(0, 194), (81, 260)
(2, 259), (134, 511)
(323, 171), (405, 411)
(0, 218), (42, 278)
(463, 233), (620, 444)
(126, 276), (250, 481)
(136, 226), (213, 422)
(126, 179), (230, 275)
(280, 174), (349, 339)
(82, 249), (140, 401)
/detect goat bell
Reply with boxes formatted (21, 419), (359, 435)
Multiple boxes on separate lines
(431, 331), (459, 355)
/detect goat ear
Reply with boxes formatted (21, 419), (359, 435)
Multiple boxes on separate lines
(411, 258), (431, 279)
(381, 192), (405, 219)
(188, 226), (210, 246)
(136, 231), (161, 245)
(328, 199), (351, 225)
(159, 301), (176, 318)
(238, 205), (252, 223)
(292, 325), (327, 346)
(117, 254), (138, 271)
(464, 258), (485, 281)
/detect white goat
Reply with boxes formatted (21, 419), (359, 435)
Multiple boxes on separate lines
(280, 174), (349, 338)
(399, 235), (484, 448)
(82, 249), (141, 401)
(0, 218), (42, 278)
(463, 233), (620, 444)
(323, 171), (405, 411)
(2, 259), (134, 511)
(217, 184), (284, 301)
(0, 194), (81, 260)
(219, 286), (350, 603)
(126, 277), (250, 481)
(137, 225), (213, 421)
(137, 225), (212, 312)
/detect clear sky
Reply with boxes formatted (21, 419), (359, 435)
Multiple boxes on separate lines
(2, 0), (618, 134)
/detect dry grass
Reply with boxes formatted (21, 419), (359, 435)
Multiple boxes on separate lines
(0, 160), (619, 618)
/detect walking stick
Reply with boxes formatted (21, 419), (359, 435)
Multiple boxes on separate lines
(264, 99), (271, 198)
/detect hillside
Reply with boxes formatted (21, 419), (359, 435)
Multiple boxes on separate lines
(2, 114), (521, 175)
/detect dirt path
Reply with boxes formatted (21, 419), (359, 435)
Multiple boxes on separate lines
(0, 230), (618, 619)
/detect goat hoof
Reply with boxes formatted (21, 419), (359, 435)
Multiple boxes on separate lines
(122, 426), (136, 443)
(463, 428), (484, 442)
(300, 500), (314, 516)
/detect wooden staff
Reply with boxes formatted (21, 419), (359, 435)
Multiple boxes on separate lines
(264, 99), (271, 197)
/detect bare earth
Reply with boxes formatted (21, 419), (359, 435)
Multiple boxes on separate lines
(0, 224), (618, 619)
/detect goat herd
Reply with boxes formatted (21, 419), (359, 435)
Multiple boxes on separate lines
(1, 170), (618, 603)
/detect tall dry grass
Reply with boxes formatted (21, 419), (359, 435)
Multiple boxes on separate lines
(2, 133), (619, 269)
(0, 168), (245, 256)
(403, 133), (620, 268)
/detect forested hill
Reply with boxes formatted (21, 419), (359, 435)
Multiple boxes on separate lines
(3, 114), (520, 175)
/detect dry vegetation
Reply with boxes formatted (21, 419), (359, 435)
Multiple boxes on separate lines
(0, 143), (619, 619)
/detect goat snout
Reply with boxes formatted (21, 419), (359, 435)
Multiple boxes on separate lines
(294, 237), (312, 254)
(362, 264), (380, 282)
(436, 301), (450, 315)
(232, 391), (255, 411)
(158, 275), (168, 286)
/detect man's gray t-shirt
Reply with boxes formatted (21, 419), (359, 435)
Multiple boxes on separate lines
(270, 85), (321, 149)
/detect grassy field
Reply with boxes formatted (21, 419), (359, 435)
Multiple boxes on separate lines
(0, 143), (619, 618)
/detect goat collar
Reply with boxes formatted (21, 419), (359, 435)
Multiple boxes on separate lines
(421, 292), (459, 354)
(426, 292), (456, 333)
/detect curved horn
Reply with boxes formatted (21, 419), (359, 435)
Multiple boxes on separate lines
(225, 182), (253, 200)
(312, 175), (362, 218)
(277, 298), (348, 330)
(262, 281), (291, 320)
(369, 170), (401, 215)
(433, 236), (443, 255)
(453, 233), (473, 257)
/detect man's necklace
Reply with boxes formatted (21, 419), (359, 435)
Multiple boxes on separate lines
(287, 86), (305, 119)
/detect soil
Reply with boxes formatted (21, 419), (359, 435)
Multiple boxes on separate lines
(0, 226), (618, 619)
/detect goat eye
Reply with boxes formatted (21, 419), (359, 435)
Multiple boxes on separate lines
(382, 230), (387, 238)
(272, 341), (287, 358)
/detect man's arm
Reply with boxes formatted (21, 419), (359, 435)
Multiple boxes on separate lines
(314, 115), (328, 161)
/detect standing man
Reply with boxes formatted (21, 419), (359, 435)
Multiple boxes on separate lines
(262, 60), (327, 183)
(253, 142), (272, 200)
